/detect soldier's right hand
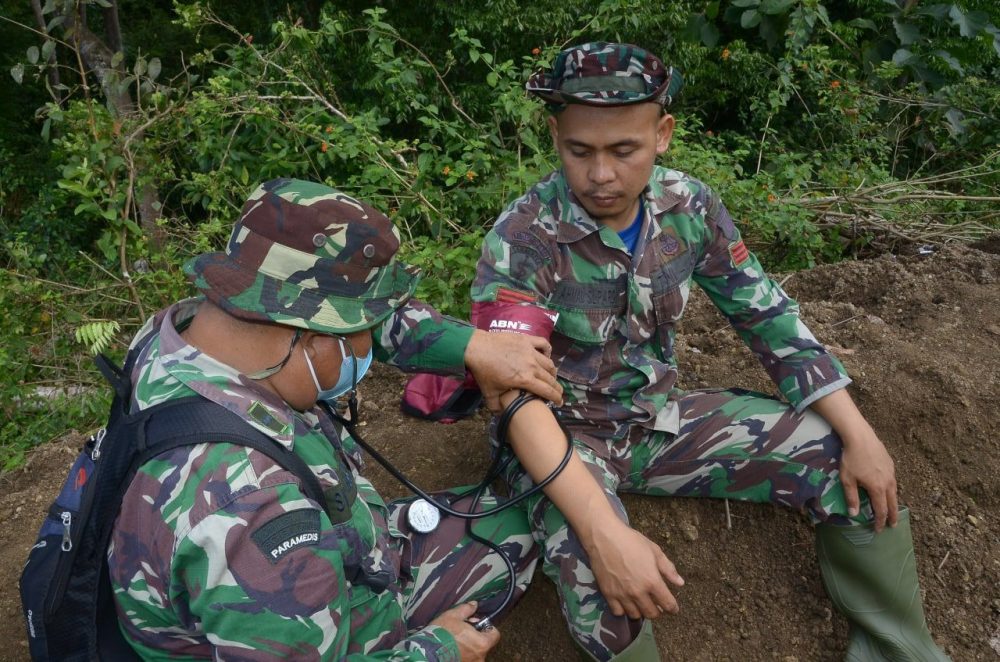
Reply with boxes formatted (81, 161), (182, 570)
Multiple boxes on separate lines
(587, 520), (685, 620)
(430, 601), (500, 661)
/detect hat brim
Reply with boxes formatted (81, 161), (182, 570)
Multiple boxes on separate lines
(184, 252), (421, 335)
(527, 68), (681, 108)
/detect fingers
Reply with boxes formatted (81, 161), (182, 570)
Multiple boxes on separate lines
(869, 487), (889, 533)
(482, 391), (502, 413)
(886, 482), (899, 527)
(657, 553), (685, 589)
(842, 473), (860, 518)
(526, 334), (554, 359)
(452, 600), (479, 619)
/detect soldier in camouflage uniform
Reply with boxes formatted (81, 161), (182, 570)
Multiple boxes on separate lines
(108, 178), (563, 660)
(472, 42), (948, 661)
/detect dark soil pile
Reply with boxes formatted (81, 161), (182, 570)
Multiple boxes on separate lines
(1, 241), (997, 660)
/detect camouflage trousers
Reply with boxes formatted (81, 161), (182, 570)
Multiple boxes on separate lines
(508, 388), (872, 660)
(387, 488), (540, 630)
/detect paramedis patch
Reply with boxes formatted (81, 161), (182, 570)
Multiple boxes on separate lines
(251, 509), (321, 564)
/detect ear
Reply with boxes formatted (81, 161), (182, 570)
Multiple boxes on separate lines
(655, 113), (675, 154)
(547, 114), (559, 145)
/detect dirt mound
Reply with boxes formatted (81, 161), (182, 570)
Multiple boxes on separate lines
(1, 243), (997, 660)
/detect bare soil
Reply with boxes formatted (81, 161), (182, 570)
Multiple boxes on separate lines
(1, 241), (998, 661)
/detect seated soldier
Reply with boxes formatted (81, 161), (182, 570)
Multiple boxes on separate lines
(471, 42), (949, 661)
(108, 178), (562, 660)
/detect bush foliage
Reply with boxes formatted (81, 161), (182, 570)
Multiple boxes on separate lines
(1, 0), (998, 468)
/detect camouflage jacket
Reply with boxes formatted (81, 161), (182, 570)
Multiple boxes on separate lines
(108, 297), (469, 661)
(472, 167), (850, 438)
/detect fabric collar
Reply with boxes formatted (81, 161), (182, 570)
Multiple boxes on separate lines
(151, 299), (299, 449)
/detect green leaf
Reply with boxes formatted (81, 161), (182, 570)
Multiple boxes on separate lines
(111, 51), (124, 68)
(732, 0), (759, 7)
(760, 0), (796, 16)
(891, 48), (917, 66)
(893, 18), (920, 45)
(41, 118), (51, 141)
(27, 46), (39, 64)
(41, 40), (55, 62)
(944, 108), (965, 135)
(949, 5), (985, 38)
(760, 15), (781, 49)
(10, 63), (23, 84)
(92, 0), (113, 8)
(700, 21), (721, 47)
(848, 18), (877, 31)
(915, 4), (950, 20)
(987, 25), (1000, 57)
(741, 9), (762, 29)
(486, 71), (499, 87)
(147, 57), (161, 81)
(706, 1), (720, 19)
(41, 0), (56, 13)
(933, 49), (963, 75)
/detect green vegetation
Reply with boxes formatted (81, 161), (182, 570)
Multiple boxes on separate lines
(1, 0), (998, 469)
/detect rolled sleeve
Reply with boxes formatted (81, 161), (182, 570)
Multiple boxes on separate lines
(373, 300), (474, 376)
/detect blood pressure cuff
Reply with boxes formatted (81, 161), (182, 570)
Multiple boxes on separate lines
(401, 299), (557, 424)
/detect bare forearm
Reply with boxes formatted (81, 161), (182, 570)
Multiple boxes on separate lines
(500, 392), (618, 545)
(809, 388), (873, 446)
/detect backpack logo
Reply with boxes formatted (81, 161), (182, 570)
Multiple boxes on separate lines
(74, 467), (88, 490)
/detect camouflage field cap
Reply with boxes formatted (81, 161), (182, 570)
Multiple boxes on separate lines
(526, 42), (682, 108)
(185, 178), (420, 334)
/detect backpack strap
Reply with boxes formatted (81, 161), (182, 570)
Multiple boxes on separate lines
(133, 397), (331, 518)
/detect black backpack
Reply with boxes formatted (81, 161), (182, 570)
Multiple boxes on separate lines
(19, 346), (332, 661)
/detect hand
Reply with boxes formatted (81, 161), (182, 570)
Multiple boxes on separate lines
(464, 329), (563, 410)
(840, 428), (898, 532)
(585, 520), (685, 620)
(809, 389), (899, 532)
(429, 601), (500, 661)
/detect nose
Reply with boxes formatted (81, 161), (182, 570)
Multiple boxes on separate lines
(589, 153), (615, 185)
(344, 330), (373, 359)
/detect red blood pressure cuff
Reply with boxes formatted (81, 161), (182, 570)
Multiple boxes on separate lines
(401, 299), (556, 424)
(470, 300), (558, 339)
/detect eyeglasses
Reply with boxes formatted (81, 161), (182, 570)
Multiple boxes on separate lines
(246, 328), (303, 380)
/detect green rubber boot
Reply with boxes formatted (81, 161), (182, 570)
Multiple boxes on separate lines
(816, 508), (950, 661)
(576, 620), (660, 661)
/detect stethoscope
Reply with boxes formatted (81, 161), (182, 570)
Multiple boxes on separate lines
(318, 340), (573, 632)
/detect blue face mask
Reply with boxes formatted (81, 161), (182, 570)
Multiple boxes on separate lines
(304, 337), (373, 402)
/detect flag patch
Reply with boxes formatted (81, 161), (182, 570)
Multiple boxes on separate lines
(495, 287), (538, 304)
(729, 240), (750, 266)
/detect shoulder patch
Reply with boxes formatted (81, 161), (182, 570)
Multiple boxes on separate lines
(247, 401), (291, 436)
(729, 240), (750, 267)
(495, 287), (538, 304)
(251, 508), (320, 564)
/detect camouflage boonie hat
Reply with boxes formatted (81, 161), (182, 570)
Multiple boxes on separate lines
(526, 42), (682, 109)
(185, 178), (420, 335)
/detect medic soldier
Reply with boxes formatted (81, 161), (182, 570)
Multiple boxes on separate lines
(107, 178), (562, 660)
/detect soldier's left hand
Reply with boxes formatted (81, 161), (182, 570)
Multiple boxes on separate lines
(840, 429), (898, 532)
(465, 329), (563, 410)
(810, 389), (898, 532)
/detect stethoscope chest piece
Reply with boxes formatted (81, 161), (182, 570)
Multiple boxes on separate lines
(407, 498), (442, 534)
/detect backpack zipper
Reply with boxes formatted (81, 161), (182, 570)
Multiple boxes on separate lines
(91, 427), (106, 461)
(45, 430), (103, 618)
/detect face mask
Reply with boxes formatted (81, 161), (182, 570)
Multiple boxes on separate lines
(303, 337), (373, 402)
